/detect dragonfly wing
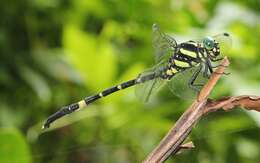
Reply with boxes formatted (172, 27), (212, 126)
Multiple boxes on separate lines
(135, 77), (165, 103)
(135, 63), (166, 103)
(213, 33), (232, 54)
(167, 65), (208, 100)
(152, 24), (177, 63)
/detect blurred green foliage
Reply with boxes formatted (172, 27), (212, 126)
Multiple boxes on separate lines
(0, 0), (260, 163)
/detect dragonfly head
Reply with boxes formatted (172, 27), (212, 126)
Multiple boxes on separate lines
(203, 36), (220, 58)
(203, 33), (231, 59)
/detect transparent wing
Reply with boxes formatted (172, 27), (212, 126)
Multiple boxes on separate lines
(213, 33), (232, 54)
(135, 62), (166, 103)
(135, 77), (165, 103)
(152, 24), (177, 63)
(167, 65), (208, 100)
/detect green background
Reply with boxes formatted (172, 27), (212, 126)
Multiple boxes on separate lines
(0, 0), (260, 162)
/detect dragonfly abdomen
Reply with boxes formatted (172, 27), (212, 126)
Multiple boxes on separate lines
(43, 79), (137, 129)
(43, 71), (161, 129)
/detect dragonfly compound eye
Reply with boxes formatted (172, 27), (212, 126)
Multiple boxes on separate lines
(203, 37), (215, 50)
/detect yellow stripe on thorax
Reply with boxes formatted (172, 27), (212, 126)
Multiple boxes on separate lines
(174, 59), (190, 68)
(180, 48), (197, 58)
(186, 41), (197, 46)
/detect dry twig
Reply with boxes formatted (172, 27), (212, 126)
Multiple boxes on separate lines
(143, 57), (260, 163)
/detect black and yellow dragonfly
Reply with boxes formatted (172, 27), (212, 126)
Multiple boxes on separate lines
(43, 24), (231, 129)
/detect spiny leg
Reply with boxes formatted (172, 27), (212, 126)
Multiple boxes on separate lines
(211, 64), (231, 75)
(210, 58), (230, 75)
(213, 71), (231, 75)
(211, 64), (228, 68)
(211, 57), (224, 62)
(188, 64), (203, 91)
(203, 63), (210, 78)
(207, 59), (230, 76)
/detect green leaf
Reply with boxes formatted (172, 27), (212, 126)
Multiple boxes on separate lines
(19, 65), (51, 103)
(63, 24), (117, 90)
(0, 128), (32, 163)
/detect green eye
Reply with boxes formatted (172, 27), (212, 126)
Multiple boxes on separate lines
(203, 37), (215, 50)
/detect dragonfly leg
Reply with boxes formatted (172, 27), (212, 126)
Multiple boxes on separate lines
(188, 64), (203, 91)
(211, 63), (231, 75)
(213, 71), (231, 75)
(211, 57), (223, 62)
(203, 60), (213, 79)
(211, 64), (228, 68)
(206, 60), (230, 76)
(203, 64), (210, 79)
(210, 57), (228, 68)
(211, 58), (229, 70)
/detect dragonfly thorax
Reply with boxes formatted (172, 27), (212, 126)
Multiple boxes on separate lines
(159, 41), (202, 80)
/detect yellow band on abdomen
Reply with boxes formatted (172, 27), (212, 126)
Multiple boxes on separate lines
(171, 67), (178, 73)
(78, 100), (86, 108)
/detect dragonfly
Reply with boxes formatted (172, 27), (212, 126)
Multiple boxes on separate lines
(43, 24), (231, 129)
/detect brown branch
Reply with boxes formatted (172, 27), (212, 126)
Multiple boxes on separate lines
(176, 141), (195, 155)
(204, 95), (260, 114)
(142, 57), (260, 163)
